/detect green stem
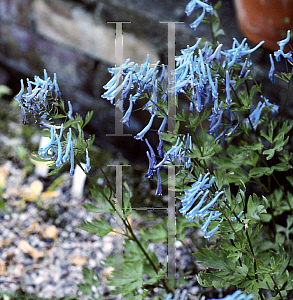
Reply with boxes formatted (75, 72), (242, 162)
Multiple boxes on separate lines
(79, 160), (174, 294)
(221, 209), (284, 300)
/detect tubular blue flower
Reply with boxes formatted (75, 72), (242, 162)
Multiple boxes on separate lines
(214, 120), (239, 143)
(120, 95), (134, 127)
(208, 290), (254, 300)
(207, 104), (224, 136)
(269, 54), (275, 83)
(239, 58), (249, 79)
(85, 149), (91, 173)
(121, 71), (133, 101)
(185, 0), (213, 32)
(55, 135), (62, 169)
(158, 117), (167, 135)
(62, 128), (72, 164)
(134, 113), (156, 140)
(70, 141), (75, 176)
(193, 85), (202, 112)
(67, 101), (73, 120)
(245, 101), (265, 130)
(179, 173), (224, 239)
(206, 64), (218, 100)
(225, 70), (232, 105)
(14, 79), (24, 104)
(261, 95), (279, 115)
(20, 105), (29, 125)
(155, 168), (162, 196)
(145, 138), (157, 179)
(158, 64), (165, 84)
(157, 137), (164, 158)
(207, 43), (223, 63)
(189, 7), (206, 31)
(53, 73), (61, 98)
(274, 30), (293, 62)
(39, 126), (56, 158)
(154, 137), (184, 169)
(277, 29), (291, 51)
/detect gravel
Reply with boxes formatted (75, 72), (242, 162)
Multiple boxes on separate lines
(0, 159), (200, 300)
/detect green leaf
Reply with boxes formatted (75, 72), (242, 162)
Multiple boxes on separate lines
(220, 221), (244, 233)
(77, 218), (113, 237)
(263, 148), (275, 160)
(83, 110), (94, 128)
(77, 283), (92, 295)
(236, 264), (248, 277)
(194, 249), (235, 272)
(249, 167), (272, 178)
(82, 266), (100, 286)
(247, 194), (266, 222)
(260, 129), (272, 143)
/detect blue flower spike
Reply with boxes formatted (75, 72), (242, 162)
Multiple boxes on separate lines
(179, 173), (225, 239)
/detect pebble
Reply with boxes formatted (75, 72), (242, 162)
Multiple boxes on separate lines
(0, 161), (202, 299)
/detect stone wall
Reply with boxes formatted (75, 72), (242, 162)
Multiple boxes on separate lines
(1, 0), (290, 163)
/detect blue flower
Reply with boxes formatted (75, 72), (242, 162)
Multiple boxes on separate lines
(134, 113), (156, 140)
(164, 289), (187, 300)
(70, 141), (75, 176)
(38, 126), (57, 158)
(155, 168), (162, 196)
(208, 290), (253, 300)
(145, 138), (157, 179)
(120, 95), (134, 127)
(239, 58), (250, 79)
(277, 29), (291, 51)
(189, 7), (206, 31)
(245, 101), (265, 130)
(225, 70), (232, 105)
(179, 173), (224, 239)
(15, 69), (61, 122)
(269, 54), (275, 83)
(55, 135), (63, 169)
(185, 0), (213, 31)
(274, 30), (293, 62)
(207, 102), (224, 136)
(262, 96), (279, 115)
(67, 101), (74, 120)
(62, 128), (72, 164)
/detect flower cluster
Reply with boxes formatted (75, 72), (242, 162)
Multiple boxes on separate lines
(14, 69), (60, 125)
(179, 173), (224, 239)
(269, 29), (293, 84)
(145, 134), (192, 196)
(15, 69), (90, 175)
(99, 0), (280, 211)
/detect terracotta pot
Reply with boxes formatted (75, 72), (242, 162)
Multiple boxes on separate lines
(234, 0), (293, 51)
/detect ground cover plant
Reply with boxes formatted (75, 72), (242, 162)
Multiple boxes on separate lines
(9, 0), (293, 299)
